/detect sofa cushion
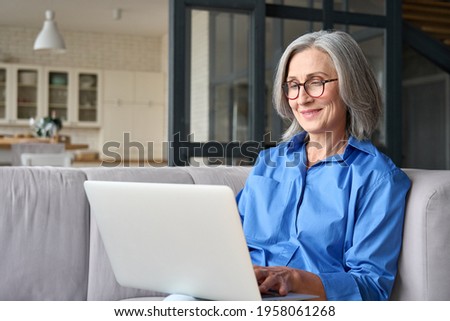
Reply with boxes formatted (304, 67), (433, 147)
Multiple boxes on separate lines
(0, 167), (89, 300)
(82, 167), (194, 184)
(182, 166), (252, 195)
(391, 169), (450, 300)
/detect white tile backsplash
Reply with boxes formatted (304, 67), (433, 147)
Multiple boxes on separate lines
(0, 26), (164, 72)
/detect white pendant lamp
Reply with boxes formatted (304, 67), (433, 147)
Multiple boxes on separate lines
(34, 10), (66, 53)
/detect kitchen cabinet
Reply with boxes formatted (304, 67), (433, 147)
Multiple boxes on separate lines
(45, 68), (102, 126)
(44, 68), (71, 122)
(103, 70), (164, 106)
(102, 102), (165, 161)
(101, 70), (166, 161)
(10, 64), (44, 124)
(0, 63), (101, 127)
(75, 70), (102, 126)
(134, 71), (164, 105)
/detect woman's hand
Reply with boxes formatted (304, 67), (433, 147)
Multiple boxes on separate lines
(254, 265), (296, 296)
(253, 265), (327, 300)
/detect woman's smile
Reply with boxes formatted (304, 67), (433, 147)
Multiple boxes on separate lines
(299, 108), (324, 119)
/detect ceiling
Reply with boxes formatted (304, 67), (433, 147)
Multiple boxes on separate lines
(2, 0), (447, 46)
(0, 0), (169, 37)
(402, 0), (450, 47)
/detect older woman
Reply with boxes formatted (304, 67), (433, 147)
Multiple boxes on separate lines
(236, 30), (411, 301)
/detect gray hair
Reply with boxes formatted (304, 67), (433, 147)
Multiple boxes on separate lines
(273, 30), (382, 141)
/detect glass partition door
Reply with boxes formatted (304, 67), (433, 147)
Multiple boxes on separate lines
(169, 0), (265, 166)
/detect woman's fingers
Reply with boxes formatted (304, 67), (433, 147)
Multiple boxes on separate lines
(253, 265), (292, 296)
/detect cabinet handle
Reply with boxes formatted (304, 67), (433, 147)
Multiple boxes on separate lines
(117, 99), (122, 107)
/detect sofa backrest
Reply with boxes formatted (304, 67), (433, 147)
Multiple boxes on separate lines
(1, 165), (449, 301)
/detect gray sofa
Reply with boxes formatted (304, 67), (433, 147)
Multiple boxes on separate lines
(0, 166), (449, 301)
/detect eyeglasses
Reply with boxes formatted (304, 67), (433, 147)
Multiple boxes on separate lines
(282, 78), (338, 99)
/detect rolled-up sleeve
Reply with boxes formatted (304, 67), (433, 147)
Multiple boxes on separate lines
(318, 272), (362, 300)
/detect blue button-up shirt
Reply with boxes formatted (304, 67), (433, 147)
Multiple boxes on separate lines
(236, 131), (411, 300)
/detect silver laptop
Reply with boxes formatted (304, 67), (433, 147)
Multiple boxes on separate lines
(84, 180), (316, 301)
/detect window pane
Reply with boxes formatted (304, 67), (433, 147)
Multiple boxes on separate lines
(403, 76), (448, 169)
(212, 84), (231, 142)
(402, 46), (450, 169)
(190, 10), (210, 142)
(266, 0), (322, 9)
(334, 0), (385, 15)
(0, 68), (7, 119)
(190, 9), (250, 143)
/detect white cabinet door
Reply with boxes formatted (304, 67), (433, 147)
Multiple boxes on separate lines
(144, 103), (166, 161)
(131, 104), (166, 161)
(10, 64), (44, 124)
(134, 72), (165, 106)
(43, 67), (72, 122)
(75, 69), (102, 126)
(104, 70), (165, 105)
(101, 103), (166, 161)
(103, 70), (134, 104)
(0, 64), (10, 123)
(101, 103), (133, 161)
(130, 104), (152, 160)
(102, 70), (166, 161)
(102, 103), (148, 161)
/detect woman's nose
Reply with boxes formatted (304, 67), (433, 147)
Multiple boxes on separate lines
(296, 86), (314, 105)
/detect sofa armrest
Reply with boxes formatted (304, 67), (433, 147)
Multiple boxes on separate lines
(391, 169), (450, 300)
(0, 167), (89, 300)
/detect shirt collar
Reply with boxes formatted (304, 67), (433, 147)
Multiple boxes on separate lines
(286, 131), (308, 151)
(286, 131), (377, 157)
(346, 136), (377, 157)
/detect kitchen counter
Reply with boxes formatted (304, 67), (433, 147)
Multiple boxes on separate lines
(0, 137), (89, 150)
(0, 137), (89, 165)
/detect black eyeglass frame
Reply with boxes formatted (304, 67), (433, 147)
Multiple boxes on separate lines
(282, 78), (338, 99)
